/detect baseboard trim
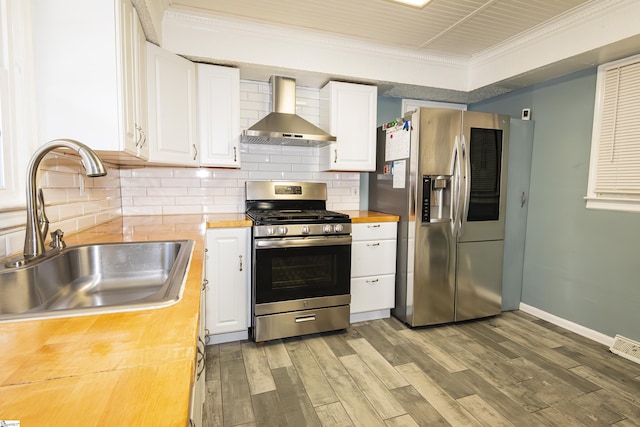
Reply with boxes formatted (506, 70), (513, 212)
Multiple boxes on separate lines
(518, 303), (614, 347)
(206, 330), (248, 345)
(350, 309), (391, 324)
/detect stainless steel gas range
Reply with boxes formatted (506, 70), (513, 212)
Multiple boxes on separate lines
(245, 181), (352, 342)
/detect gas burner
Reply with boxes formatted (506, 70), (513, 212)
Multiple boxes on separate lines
(246, 209), (350, 225)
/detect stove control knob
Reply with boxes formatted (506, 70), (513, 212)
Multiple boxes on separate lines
(278, 226), (288, 235)
(323, 224), (333, 233)
(334, 224), (344, 233)
(301, 226), (310, 235)
(266, 227), (275, 236)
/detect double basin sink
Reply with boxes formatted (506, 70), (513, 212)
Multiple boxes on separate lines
(0, 240), (194, 322)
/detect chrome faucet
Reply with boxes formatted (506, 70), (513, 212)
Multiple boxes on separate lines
(5, 139), (107, 268)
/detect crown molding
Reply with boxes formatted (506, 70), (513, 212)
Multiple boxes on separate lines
(469, 0), (640, 90)
(472, 0), (622, 63)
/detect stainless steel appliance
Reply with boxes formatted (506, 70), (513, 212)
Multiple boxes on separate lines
(241, 76), (336, 147)
(246, 181), (351, 342)
(369, 108), (510, 327)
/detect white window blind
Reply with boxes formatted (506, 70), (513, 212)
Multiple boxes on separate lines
(586, 54), (640, 212)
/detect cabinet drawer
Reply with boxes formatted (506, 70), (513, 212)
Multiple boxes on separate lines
(350, 275), (395, 313)
(351, 240), (397, 277)
(352, 222), (397, 241)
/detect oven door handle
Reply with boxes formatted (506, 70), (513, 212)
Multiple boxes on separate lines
(255, 235), (352, 249)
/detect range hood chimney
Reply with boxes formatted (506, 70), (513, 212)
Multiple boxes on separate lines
(241, 76), (336, 147)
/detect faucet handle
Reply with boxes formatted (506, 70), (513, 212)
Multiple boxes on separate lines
(37, 188), (50, 239)
(49, 229), (66, 250)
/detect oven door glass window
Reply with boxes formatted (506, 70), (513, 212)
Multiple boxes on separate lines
(254, 243), (351, 304)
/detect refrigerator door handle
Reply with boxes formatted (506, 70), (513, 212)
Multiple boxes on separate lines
(460, 134), (471, 239)
(452, 136), (461, 236)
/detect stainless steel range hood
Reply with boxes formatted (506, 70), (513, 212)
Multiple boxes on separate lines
(241, 76), (336, 147)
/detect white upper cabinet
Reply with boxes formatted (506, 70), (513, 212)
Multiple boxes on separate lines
(197, 64), (240, 168)
(320, 81), (377, 171)
(146, 42), (198, 166)
(0, 0), (37, 211)
(31, 0), (147, 158)
(134, 16), (149, 160)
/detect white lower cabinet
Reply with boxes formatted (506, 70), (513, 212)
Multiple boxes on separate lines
(189, 281), (207, 427)
(350, 222), (397, 321)
(204, 227), (251, 344)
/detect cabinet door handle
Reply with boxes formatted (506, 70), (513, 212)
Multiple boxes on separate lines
(192, 144), (198, 161)
(334, 149), (338, 163)
(233, 146), (237, 162)
(135, 123), (142, 147)
(366, 278), (379, 284)
(366, 242), (380, 247)
(139, 128), (146, 148)
(239, 255), (243, 271)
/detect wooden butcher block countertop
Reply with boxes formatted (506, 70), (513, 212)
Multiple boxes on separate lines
(0, 214), (248, 426)
(340, 210), (400, 223)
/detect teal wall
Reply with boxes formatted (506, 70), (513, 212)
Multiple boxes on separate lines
(377, 96), (402, 127)
(360, 96), (404, 208)
(470, 69), (640, 341)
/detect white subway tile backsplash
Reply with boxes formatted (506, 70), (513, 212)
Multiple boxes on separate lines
(290, 163), (317, 173)
(187, 187), (226, 197)
(120, 177), (162, 188)
(121, 187), (147, 197)
(131, 167), (174, 178)
(175, 196), (214, 206)
(162, 205), (203, 215)
(122, 205), (163, 216)
(159, 178), (201, 188)
(133, 196), (175, 206)
(259, 162), (291, 172)
(147, 187), (189, 197)
(173, 168), (213, 179)
(45, 170), (78, 188)
(7, 229), (26, 256)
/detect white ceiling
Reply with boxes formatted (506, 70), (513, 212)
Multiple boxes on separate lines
(168, 0), (592, 58)
(139, 0), (640, 103)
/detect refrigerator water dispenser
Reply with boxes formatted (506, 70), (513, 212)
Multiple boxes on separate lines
(422, 175), (451, 223)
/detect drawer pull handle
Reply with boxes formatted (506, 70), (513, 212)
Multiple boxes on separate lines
(295, 314), (316, 323)
(367, 224), (381, 228)
(366, 279), (379, 284)
(367, 242), (380, 247)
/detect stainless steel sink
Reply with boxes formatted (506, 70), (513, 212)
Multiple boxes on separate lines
(0, 240), (194, 322)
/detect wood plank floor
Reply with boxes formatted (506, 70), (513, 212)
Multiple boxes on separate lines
(203, 311), (640, 426)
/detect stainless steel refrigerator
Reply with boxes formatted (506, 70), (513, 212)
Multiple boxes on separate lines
(369, 108), (510, 326)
